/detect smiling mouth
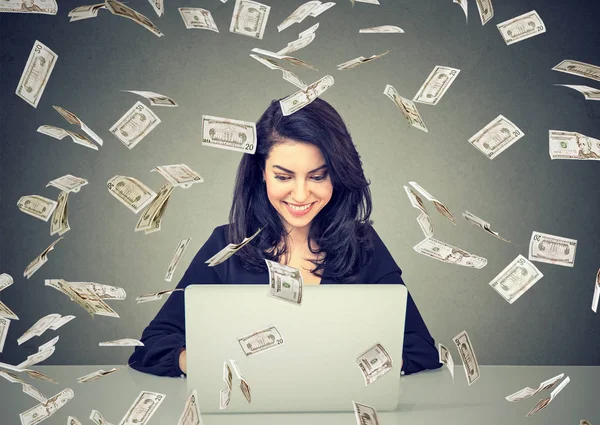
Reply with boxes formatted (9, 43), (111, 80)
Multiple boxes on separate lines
(284, 201), (315, 211)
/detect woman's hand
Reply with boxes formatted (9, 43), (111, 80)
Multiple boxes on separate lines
(179, 348), (187, 374)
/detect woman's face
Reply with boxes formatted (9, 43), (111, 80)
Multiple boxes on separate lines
(263, 141), (333, 236)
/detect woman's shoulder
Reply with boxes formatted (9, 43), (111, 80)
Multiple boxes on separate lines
(360, 224), (403, 277)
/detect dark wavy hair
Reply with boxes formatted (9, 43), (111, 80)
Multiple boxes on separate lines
(227, 97), (374, 283)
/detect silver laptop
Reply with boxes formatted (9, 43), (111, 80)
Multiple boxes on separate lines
(184, 284), (407, 413)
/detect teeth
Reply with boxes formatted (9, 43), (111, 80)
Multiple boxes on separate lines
(288, 203), (311, 211)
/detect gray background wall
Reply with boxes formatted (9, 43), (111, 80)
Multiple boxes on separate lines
(0, 0), (599, 367)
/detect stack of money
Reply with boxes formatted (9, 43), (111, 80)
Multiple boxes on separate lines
(45, 279), (121, 317)
(230, 0), (270, 39)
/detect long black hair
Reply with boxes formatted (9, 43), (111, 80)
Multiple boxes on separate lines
(227, 97), (374, 283)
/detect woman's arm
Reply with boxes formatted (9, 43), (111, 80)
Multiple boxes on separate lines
(375, 271), (442, 375)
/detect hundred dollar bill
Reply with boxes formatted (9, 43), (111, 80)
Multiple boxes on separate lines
(179, 8), (219, 32)
(136, 288), (183, 303)
(135, 183), (173, 232)
(69, 282), (126, 300)
(549, 130), (600, 160)
(277, 1), (321, 32)
(24, 237), (64, 279)
(68, 417), (83, 425)
(0, 299), (19, 320)
(68, 3), (106, 21)
(17, 313), (63, 345)
(526, 376), (570, 417)
(438, 343), (454, 379)
(384, 84), (428, 132)
(251, 47), (318, 71)
(250, 54), (308, 89)
(452, 330), (480, 385)
(337, 50), (390, 70)
(593, 268), (600, 313)
(352, 401), (380, 425)
(178, 389), (204, 423)
(152, 164), (204, 189)
(277, 23), (319, 56)
(99, 338), (144, 346)
(453, 0), (467, 22)
(238, 325), (285, 357)
(107, 175), (157, 214)
(413, 66), (460, 105)
(497, 10), (545, 45)
(356, 343), (393, 387)
(206, 227), (263, 267)
(413, 237), (487, 268)
(17, 195), (57, 222)
(468, 114), (524, 159)
(109, 101), (161, 149)
(0, 0), (57, 14)
(409, 181), (455, 224)
(90, 409), (114, 425)
(463, 210), (510, 242)
(265, 258), (303, 301)
(0, 273), (14, 291)
(359, 25), (404, 33)
(229, 359), (251, 403)
(529, 231), (577, 267)
(47, 174), (88, 193)
(105, 0), (163, 37)
(201, 115), (258, 154)
(121, 90), (178, 107)
(50, 191), (70, 236)
(554, 84), (600, 101)
(489, 255), (543, 304)
(280, 75), (334, 116)
(552, 59), (600, 83)
(118, 390), (166, 425)
(78, 366), (127, 383)
(505, 373), (564, 402)
(475, 0), (494, 25)
(230, 0), (270, 39)
(37, 125), (99, 150)
(19, 388), (74, 425)
(165, 238), (192, 281)
(53, 105), (103, 146)
(309, 2), (335, 17)
(16, 40), (57, 108)
(0, 317), (10, 353)
(220, 362), (232, 410)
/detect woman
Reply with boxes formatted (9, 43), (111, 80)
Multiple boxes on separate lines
(128, 97), (442, 377)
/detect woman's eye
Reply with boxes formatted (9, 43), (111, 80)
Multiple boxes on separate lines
(274, 175), (290, 181)
(312, 174), (326, 181)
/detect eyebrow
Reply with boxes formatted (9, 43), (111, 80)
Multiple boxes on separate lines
(272, 164), (327, 174)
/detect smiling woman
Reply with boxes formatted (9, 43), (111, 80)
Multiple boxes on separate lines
(128, 97), (443, 379)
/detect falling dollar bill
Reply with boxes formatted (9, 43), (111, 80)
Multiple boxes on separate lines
(355, 343), (393, 387)
(165, 238), (192, 281)
(220, 362), (233, 410)
(152, 164), (204, 189)
(50, 191), (69, 236)
(280, 75), (334, 116)
(24, 237), (64, 279)
(148, 0), (163, 17)
(250, 54), (308, 89)
(497, 10), (545, 45)
(19, 388), (74, 425)
(413, 66), (460, 105)
(0, 273), (14, 291)
(548, 130), (600, 160)
(0, 299), (19, 320)
(277, 23), (319, 56)
(359, 25), (404, 33)
(201, 115), (258, 154)
(526, 376), (570, 417)
(463, 210), (510, 242)
(453, 0), (467, 22)
(45, 279), (121, 317)
(593, 268), (600, 313)
(77, 365), (128, 383)
(474, 0), (494, 25)
(99, 338), (144, 346)
(468, 114), (524, 159)
(53, 105), (103, 146)
(47, 174), (88, 193)
(135, 183), (174, 233)
(17, 195), (58, 222)
(489, 255), (543, 304)
(452, 330), (480, 385)
(554, 84), (600, 101)
(17, 313), (73, 345)
(266, 259), (303, 304)
(251, 47), (318, 71)
(0, 317), (10, 353)
(229, 359), (252, 402)
(237, 324), (285, 356)
(528, 231), (577, 267)
(552, 59), (600, 83)
(384, 84), (428, 132)
(178, 389), (204, 424)
(107, 175), (157, 214)
(230, 0), (270, 39)
(505, 373), (564, 402)
(277, 1), (321, 32)
(90, 409), (114, 425)
(136, 289), (183, 304)
(68, 4), (106, 22)
(37, 125), (99, 150)
(413, 237), (487, 268)
(352, 401), (380, 425)
(404, 185), (433, 237)
(206, 227), (263, 267)
(68, 282), (126, 300)
(109, 101), (161, 149)
(309, 2), (335, 17)
(337, 50), (390, 70)
(0, 0), (58, 14)
(408, 181), (456, 224)
(105, 0), (163, 37)
(179, 8), (219, 32)
(118, 390), (166, 425)
(352, 0), (380, 5)
(16, 40), (57, 108)
(121, 90), (178, 107)
(438, 343), (454, 379)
